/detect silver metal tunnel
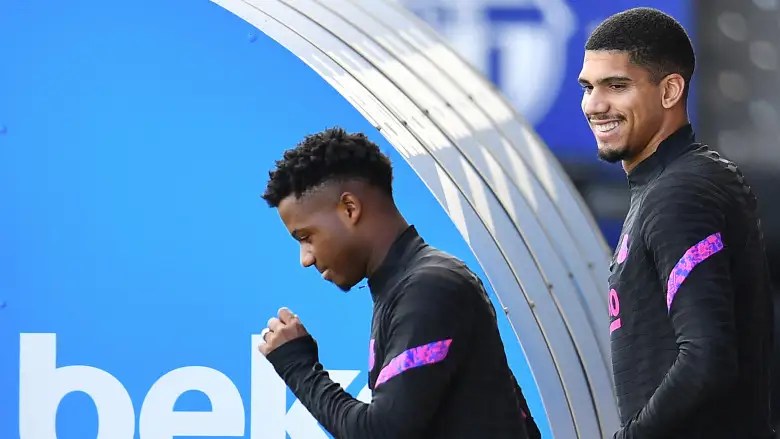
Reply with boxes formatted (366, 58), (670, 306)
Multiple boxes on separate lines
(211, 0), (621, 437)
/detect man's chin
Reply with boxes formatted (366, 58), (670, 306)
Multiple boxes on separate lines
(597, 144), (627, 163)
(330, 277), (355, 292)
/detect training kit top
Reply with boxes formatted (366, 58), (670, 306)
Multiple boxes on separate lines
(608, 124), (775, 439)
(266, 225), (541, 439)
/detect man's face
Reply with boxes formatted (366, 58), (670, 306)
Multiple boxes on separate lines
(277, 188), (365, 292)
(578, 50), (665, 163)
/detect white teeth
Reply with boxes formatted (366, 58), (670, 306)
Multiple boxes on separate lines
(595, 121), (619, 132)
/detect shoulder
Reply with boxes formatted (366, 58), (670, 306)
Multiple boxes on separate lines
(640, 147), (733, 242)
(399, 248), (481, 303)
(645, 148), (735, 212)
(414, 247), (479, 284)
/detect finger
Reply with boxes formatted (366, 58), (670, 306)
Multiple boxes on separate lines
(258, 342), (269, 356)
(278, 307), (296, 324)
(267, 317), (283, 332)
(261, 327), (272, 342)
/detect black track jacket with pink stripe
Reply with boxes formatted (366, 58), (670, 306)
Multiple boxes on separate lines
(608, 124), (774, 439)
(266, 225), (540, 439)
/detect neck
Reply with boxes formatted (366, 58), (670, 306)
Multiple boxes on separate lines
(365, 209), (408, 277)
(623, 114), (689, 174)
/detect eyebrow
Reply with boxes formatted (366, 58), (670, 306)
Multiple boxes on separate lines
(578, 75), (633, 86)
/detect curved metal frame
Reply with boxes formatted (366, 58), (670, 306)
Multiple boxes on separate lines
(211, 0), (620, 436)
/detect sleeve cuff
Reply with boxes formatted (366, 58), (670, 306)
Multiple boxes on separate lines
(265, 334), (319, 375)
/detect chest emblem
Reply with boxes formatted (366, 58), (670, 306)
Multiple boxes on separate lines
(369, 339), (375, 372)
(609, 288), (622, 333)
(616, 234), (630, 264)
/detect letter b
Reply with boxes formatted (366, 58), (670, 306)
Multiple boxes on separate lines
(19, 333), (135, 439)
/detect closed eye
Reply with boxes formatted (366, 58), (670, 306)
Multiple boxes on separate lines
(291, 229), (311, 243)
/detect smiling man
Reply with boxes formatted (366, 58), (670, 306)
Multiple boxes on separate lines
(256, 128), (540, 439)
(579, 7), (775, 439)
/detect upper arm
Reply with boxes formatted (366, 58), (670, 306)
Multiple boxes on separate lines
(368, 267), (475, 433)
(642, 173), (731, 313)
(641, 173), (737, 362)
(381, 267), (473, 370)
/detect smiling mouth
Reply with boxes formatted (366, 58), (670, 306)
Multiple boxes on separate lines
(593, 121), (620, 132)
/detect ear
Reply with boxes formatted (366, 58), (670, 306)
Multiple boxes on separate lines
(338, 192), (362, 225)
(661, 73), (686, 109)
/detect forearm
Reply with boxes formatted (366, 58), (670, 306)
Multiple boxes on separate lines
(616, 321), (738, 437)
(266, 336), (402, 439)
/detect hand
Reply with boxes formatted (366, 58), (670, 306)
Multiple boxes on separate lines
(258, 307), (309, 356)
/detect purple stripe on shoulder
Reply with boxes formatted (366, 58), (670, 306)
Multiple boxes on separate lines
(375, 339), (452, 388)
(666, 232), (724, 311)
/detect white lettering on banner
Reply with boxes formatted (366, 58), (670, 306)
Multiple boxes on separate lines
(248, 334), (371, 439)
(19, 333), (136, 439)
(139, 366), (245, 438)
(18, 333), (372, 439)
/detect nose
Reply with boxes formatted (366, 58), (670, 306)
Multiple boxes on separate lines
(300, 244), (315, 268)
(582, 88), (609, 118)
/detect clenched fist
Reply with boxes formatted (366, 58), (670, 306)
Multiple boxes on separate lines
(258, 307), (309, 356)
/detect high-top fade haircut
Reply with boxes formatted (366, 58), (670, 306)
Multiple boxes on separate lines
(262, 127), (394, 208)
(586, 7), (695, 99)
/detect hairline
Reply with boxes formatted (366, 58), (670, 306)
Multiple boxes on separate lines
(284, 176), (386, 206)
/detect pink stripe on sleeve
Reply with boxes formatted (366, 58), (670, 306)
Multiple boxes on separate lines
(666, 232), (724, 311)
(375, 339), (452, 388)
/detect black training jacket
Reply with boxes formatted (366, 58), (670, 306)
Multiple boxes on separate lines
(608, 124), (774, 439)
(267, 226), (541, 438)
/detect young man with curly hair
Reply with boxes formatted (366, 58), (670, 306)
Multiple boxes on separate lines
(579, 7), (775, 438)
(257, 127), (541, 439)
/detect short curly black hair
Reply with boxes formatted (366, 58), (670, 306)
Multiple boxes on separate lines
(262, 127), (393, 207)
(586, 7), (695, 98)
